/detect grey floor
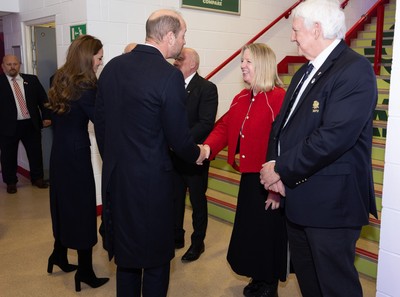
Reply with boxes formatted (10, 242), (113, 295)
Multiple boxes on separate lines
(0, 174), (377, 296)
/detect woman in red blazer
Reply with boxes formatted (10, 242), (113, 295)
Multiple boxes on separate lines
(204, 43), (286, 297)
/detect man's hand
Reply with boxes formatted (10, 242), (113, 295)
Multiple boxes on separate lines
(43, 119), (52, 127)
(196, 144), (210, 165)
(268, 180), (286, 197)
(265, 191), (281, 210)
(260, 161), (280, 188)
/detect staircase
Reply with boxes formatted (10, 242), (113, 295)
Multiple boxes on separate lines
(353, 0), (394, 278)
(202, 0), (395, 279)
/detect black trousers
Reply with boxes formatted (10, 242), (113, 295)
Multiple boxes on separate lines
(173, 161), (209, 247)
(0, 120), (44, 184)
(287, 220), (362, 297)
(116, 263), (170, 297)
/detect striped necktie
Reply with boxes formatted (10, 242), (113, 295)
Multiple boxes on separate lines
(282, 63), (314, 124)
(12, 78), (30, 119)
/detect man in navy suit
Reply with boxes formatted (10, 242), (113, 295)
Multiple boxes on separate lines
(260, 0), (378, 296)
(172, 47), (218, 261)
(0, 55), (51, 194)
(95, 9), (209, 297)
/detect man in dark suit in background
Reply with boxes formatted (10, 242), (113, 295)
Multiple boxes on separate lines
(172, 47), (218, 262)
(260, 0), (378, 296)
(0, 55), (51, 194)
(95, 9), (209, 297)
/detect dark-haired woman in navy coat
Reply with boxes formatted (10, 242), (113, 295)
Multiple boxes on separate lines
(46, 34), (109, 292)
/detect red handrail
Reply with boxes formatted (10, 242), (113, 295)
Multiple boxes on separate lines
(344, 0), (389, 75)
(204, 0), (304, 80)
(374, 3), (385, 75)
(205, 0), (387, 80)
(205, 0), (353, 80)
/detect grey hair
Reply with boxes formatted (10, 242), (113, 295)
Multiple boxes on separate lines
(146, 10), (182, 42)
(293, 0), (346, 39)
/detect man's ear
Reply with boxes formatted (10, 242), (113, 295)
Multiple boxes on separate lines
(165, 31), (176, 45)
(313, 22), (321, 39)
(189, 60), (196, 71)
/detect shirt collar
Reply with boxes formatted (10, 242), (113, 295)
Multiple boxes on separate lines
(185, 72), (196, 87)
(310, 39), (341, 71)
(6, 74), (22, 82)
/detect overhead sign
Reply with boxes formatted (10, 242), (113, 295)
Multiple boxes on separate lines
(70, 24), (87, 42)
(182, 0), (240, 15)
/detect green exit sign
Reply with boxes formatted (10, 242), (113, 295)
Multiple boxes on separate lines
(182, 0), (240, 15)
(70, 24), (87, 42)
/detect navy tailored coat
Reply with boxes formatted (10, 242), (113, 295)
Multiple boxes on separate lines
(95, 44), (200, 268)
(267, 40), (378, 228)
(49, 89), (98, 250)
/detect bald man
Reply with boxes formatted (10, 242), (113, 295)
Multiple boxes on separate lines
(0, 55), (51, 194)
(123, 42), (137, 53)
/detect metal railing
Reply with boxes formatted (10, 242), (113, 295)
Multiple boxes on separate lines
(344, 0), (389, 75)
(205, 0), (388, 79)
(204, 0), (304, 80)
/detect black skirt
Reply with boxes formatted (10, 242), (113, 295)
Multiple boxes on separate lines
(227, 173), (288, 282)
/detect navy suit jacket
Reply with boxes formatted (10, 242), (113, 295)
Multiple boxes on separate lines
(0, 73), (49, 136)
(267, 40), (378, 228)
(95, 44), (200, 267)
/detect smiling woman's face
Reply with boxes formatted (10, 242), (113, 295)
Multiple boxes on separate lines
(241, 49), (255, 85)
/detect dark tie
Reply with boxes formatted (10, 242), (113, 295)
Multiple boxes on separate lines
(282, 63), (314, 124)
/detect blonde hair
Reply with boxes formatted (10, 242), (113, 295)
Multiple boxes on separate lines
(241, 43), (283, 92)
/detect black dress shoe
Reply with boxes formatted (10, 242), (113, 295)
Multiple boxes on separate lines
(32, 178), (49, 189)
(254, 281), (279, 297)
(181, 243), (205, 262)
(7, 184), (17, 194)
(243, 279), (263, 297)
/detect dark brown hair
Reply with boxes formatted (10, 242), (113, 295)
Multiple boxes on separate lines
(47, 34), (103, 114)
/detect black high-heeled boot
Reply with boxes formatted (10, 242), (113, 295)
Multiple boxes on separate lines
(47, 240), (77, 273)
(74, 248), (109, 292)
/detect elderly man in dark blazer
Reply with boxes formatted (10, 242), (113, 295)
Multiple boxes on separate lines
(172, 47), (218, 262)
(260, 0), (378, 296)
(0, 55), (51, 194)
(95, 9), (209, 297)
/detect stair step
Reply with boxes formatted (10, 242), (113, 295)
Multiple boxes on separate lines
(357, 31), (394, 39)
(353, 44), (393, 53)
(352, 38), (393, 47)
(365, 23), (394, 31)
(355, 237), (379, 279)
(376, 77), (390, 89)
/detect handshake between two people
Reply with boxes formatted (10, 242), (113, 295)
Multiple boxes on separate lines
(196, 144), (211, 165)
(260, 161), (286, 197)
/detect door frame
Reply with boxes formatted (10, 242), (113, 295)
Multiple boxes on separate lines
(22, 15), (55, 75)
